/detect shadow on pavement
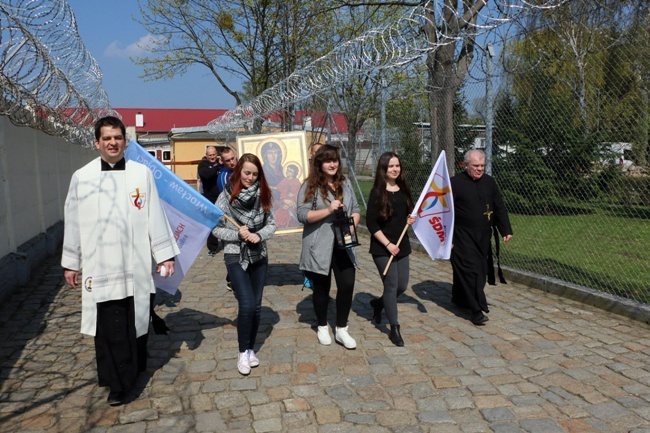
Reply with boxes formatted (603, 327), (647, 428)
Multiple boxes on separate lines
(254, 306), (281, 352)
(129, 306), (232, 402)
(0, 258), (68, 393)
(266, 263), (304, 286)
(295, 292), (346, 335)
(352, 291), (428, 336)
(410, 280), (471, 321)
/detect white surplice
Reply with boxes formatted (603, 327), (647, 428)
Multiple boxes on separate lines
(62, 158), (180, 337)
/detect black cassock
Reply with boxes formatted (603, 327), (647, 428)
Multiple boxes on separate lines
(450, 171), (512, 314)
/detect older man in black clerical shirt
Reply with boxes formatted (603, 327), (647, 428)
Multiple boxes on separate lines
(450, 149), (513, 326)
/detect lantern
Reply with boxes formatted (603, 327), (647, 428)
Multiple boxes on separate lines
(333, 208), (360, 249)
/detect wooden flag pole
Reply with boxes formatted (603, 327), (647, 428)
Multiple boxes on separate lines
(382, 223), (410, 276)
(223, 214), (241, 229)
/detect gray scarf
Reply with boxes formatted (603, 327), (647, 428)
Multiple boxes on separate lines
(228, 182), (268, 268)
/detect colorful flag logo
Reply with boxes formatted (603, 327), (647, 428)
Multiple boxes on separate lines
(411, 151), (455, 260)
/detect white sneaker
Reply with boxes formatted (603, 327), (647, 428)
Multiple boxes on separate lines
(317, 326), (332, 345)
(247, 349), (259, 367)
(237, 352), (251, 375)
(335, 326), (357, 349)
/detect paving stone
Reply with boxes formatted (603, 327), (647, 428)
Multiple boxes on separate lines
(584, 402), (631, 420)
(230, 377), (258, 391)
(518, 418), (565, 432)
(252, 418), (282, 432)
(251, 402), (282, 420)
(314, 406), (341, 424)
(446, 396), (475, 410)
(325, 385), (355, 399)
(195, 411), (227, 431)
(283, 397), (310, 412)
(481, 407), (517, 421)
(418, 410), (456, 424)
(2, 235), (650, 433)
(347, 374), (377, 387)
(344, 413), (376, 425)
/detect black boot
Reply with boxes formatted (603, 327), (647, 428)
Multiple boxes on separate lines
(389, 324), (404, 346)
(471, 311), (489, 325)
(370, 297), (384, 324)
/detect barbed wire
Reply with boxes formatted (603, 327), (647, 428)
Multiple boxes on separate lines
(0, 0), (114, 147)
(207, 0), (572, 134)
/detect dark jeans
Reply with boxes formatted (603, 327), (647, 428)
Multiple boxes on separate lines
(306, 248), (356, 328)
(227, 258), (268, 352)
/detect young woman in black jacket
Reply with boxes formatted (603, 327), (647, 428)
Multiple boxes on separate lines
(366, 152), (415, 346)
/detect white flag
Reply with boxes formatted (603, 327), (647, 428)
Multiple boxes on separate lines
(125, 141), (223, 294)
(411, 150), (455, 260)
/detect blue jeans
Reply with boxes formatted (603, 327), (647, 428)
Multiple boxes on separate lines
(227, 258), (268, 352)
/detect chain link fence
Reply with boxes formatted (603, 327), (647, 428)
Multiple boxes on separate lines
(354, 7), (649, 305)
(3, 0), (647, 305)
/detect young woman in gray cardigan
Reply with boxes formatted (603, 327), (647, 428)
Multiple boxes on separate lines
(297, 144), (361, 349)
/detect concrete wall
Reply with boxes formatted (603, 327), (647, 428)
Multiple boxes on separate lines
(0, 116), (96, 300)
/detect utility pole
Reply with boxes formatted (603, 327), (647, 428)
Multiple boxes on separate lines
(327, 96), (332, 144)
(485, 43), (495, 175)
(380, 78), (387, 156)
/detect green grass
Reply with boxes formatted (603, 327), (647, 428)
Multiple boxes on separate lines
(353, 179), (374, 214)
(504, 213), (650, 302)
(353, 177), (649, 303)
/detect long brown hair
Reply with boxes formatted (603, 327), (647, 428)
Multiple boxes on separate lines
(372, 152), (414, 220)
(302, 144), (345, 203)
(228, 153), (273, 211)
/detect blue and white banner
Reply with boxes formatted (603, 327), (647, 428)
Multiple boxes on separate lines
(125, 141), (223, 294)
(411, 150), (455, 260)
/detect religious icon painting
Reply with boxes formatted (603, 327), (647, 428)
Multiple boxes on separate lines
(236, 131), (308, 234)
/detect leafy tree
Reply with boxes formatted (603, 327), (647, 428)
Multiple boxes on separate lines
(386, 92), (430, 193)
(134, 0), (334, 132)
(507, 0), (648, 163)
(328, 4), (405, 168)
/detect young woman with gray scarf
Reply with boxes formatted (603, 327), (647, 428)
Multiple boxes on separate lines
(212, 154), (276, 375)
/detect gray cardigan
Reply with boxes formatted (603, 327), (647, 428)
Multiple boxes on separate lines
(297, 180), (360, 275)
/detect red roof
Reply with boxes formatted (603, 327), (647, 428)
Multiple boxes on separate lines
(114, 108), (228, 132)
(266, 110), (352, 134)
(114, 107), (353, 134)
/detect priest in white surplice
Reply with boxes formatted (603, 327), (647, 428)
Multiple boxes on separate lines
(62, 116), (180, 406)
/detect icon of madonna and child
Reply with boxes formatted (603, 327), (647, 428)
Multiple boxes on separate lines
(259, 140), (303, 230)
